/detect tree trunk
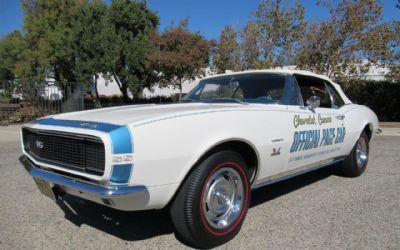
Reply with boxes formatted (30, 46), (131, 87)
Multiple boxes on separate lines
(113, 73), (130, 103)
(93, 76), (102, 108)
(179, 79), (183, 100)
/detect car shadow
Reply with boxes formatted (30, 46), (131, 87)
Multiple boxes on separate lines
(250, 164), (338, 208)
(56, 195), (174, 241)
(56, 164), (338, 243)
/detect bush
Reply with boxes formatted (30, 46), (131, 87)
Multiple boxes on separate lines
(341, 80), (400, 122)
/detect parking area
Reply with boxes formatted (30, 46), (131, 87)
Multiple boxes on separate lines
(0, 125), (399, 249)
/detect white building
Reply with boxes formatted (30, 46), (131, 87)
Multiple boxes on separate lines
(96, 68), (217, 98)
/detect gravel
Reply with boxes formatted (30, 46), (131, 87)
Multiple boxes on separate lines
(0, 135), (399, 249)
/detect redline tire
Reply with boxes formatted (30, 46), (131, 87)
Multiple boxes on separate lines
(341, 131), (369, 177)
(170, 150), (250, 249)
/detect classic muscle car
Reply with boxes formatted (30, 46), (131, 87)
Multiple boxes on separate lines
(20, 70), (379, 248)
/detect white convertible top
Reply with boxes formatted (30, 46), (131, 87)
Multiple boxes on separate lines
(202, 69), (352, 104)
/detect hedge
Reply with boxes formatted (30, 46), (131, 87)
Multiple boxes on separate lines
(341, 80), (400, 122)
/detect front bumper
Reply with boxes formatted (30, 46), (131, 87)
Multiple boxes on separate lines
(20, 155), (150, 211)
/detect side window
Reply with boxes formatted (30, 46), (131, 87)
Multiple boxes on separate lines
(325, 82), (345, 108)
(295, 75), (332, 108)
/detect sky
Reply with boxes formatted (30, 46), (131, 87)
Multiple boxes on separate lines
(0, 0), (399, 40)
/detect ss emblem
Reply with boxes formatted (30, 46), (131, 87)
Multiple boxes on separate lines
(35, 140), (44, 149)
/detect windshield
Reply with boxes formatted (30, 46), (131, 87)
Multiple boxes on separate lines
(183, 74), (287, 104)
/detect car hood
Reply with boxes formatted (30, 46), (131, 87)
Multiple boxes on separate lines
(50, 103), (248, 126)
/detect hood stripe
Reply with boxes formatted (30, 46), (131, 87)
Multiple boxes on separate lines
(37, 118), (133, 154)
(37, 118), (121, 132)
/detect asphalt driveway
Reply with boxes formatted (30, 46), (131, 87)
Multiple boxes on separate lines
(0, 126), (399, 249)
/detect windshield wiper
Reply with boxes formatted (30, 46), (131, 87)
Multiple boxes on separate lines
(179, 99), (198, 103)
(206, 98), (248, 105)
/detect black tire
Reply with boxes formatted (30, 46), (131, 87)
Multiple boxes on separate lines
(170, 150), (251, 249)
(340, 131), (369, 177)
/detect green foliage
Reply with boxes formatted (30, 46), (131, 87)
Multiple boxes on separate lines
(213, 25), (241, 73)
(0, 89), (12, 103)
(296, 0), (397, 81)
(0, 31), (26, 80)
(214, 0), (398, 81)
(149, 20), (211, 99)
(72, 0), (107, 85)
(0, 0), (159, 101)
(102, 0), (159, 100)
(214, 0), (306, 71)
(20, 0), (83, 82)
(254, 0), (306, 67)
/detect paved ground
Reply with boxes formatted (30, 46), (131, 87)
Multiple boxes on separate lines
(0, 126), (399, 249)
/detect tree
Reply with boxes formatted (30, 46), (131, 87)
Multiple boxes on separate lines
(0, 31), (26, 80)
(213, 25), (241, 73)
(102, 0), (158, 101)
(253, 0), (306, 67)
(20, 0), (83, 83)
(296, 0), (396, 81)
(13, 0), (159, 102)
(387, 2), (400, 80)
(149, 20), (210, 100)
(214, 0), (306, 73)
(72, 0), (107, 106)
(241, 22), (261, 70)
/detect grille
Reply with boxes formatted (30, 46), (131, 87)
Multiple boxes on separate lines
(22, 128), (105, 176)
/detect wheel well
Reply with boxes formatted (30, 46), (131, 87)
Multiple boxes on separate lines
(199, 140), (259, 184)
(363, 124), (373, 141)
(165, 140), (259, 210)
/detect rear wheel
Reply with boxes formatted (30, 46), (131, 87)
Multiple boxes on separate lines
(170, 150), (250, 249)
(341, 131), (369, 177)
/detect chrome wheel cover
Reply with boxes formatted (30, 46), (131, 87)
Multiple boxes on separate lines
(356, 136), (368, 168)
(202, 167), (245, 230)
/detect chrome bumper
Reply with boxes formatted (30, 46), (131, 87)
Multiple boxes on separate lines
(20, 155), (150, 211)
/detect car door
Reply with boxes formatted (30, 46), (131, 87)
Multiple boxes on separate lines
(285, 74), (347, 172)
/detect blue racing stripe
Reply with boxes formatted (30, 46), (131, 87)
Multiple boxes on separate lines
(110, 164), (132, 183)
(37, 118), (133, 154)
(37, 118), (121, 132)
(37, 117), (134, 183)
(109, 126), (133, 154)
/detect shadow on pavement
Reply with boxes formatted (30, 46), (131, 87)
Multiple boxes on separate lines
(56, 164), (338, 242)
(57, 195), (174, 241)
(250, 164), (337, 208)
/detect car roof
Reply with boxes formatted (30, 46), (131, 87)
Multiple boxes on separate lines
(200, 69), (353, 104)
(202, 69), (332, 82)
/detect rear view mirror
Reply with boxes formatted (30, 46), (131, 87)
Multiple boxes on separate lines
(306, 95), (320, 109)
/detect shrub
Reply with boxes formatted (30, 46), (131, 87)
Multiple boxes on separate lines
(341, 80), (400, 121)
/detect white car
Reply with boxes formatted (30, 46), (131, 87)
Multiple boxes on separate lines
(20, 70), (379, 248)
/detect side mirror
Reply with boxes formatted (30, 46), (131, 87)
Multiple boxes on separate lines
(306, 95), (320, 109)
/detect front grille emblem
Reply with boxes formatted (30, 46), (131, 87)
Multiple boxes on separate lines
(35, 140), (44, 149)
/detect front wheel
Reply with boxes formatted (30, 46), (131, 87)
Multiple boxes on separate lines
(340, 131), (369, 177)
(170, 150), (250, 249)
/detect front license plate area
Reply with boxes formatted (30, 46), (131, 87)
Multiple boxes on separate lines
(34, 178), (56, 201)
